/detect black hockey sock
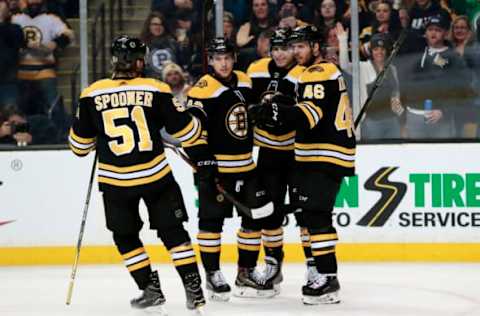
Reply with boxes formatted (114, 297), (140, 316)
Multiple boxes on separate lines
(113, 233), (152, 289)
(262, 228), (284, 262)
(309, 231), (338, 274)
(237, 229), (261, 268)
(300, 227), (313, 262)
(197, 231), (221, 271)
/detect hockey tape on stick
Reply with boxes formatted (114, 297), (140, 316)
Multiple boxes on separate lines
(162, 142), (273, 219)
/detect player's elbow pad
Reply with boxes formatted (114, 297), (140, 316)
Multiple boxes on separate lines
(186, 107), (207, 126)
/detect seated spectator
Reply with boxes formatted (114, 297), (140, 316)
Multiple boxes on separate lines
(0, 0), (23, 109)
(236, 0), (276, 49)
(325, 25), (340, 64)
(1, 105), (58, 145)
(338, 23), (403, 140)
(277, 0), (308, 29)
(314, 0), (344, 34)
(237, 29), (273, 71)
(7, 0), (22, 15)
(162, 62), (191, 105)
(0, 109), (14, 144)
(223, 11), (237, 42)
(141, 11), (182, 79)
(448, 16), (480, 137)
(359, 0), (402, 59)
(171, 9), (196, 70)
(12, 0), (74, 116)
(403, 15), (468, 139)
(398, 5), (410, 29)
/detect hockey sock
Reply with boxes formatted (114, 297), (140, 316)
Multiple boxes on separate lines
(197, 231), (222, 271)
(262, 228), (284, 261)
(309, 229), (338, 274)
(237, 229), (262, 268)
(168, 243), (200, 281)
(113, 233), (152, 290)
(300, 227), (313, 262)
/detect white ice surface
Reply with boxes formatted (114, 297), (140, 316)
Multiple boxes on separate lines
(1, 263), (479, 316)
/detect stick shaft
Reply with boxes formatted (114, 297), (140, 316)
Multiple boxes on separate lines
(66, 152), (98, 305)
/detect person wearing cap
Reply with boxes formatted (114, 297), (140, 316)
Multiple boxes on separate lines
(223, 11), (237, 42)
(337, 23), (403, 140)
(277, 0), (308, 29)
(404, 15), (469, 139)
(162, 62), (191, 105)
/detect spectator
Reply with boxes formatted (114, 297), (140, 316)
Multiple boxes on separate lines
(404, 15), (468, 139)
(141, 11), (182, 79)
(314, 0), (344, 34)
(237, 29), (273, 71)
(359, 0), (402, 59)
(398, 5), (410, 29)
(325, 25), (340, 64)
(448, 15), (480, 137)
(162, 62), (191, 105)
(277, 0), (307, 29)
(3, 105), (59, 145)
(0, 0), (23, 109)
(12, 0), (74, 116)
(171, 9), (196, 70)
(0, 109), (14, 144)
(338, 24), (403, 140)
(409, 0), (451, 45)
(236, 0), (276, 49)
(223, 11), (237, 42)
(7, 0), (22, 15)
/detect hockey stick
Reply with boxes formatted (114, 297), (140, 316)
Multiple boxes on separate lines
(163, 141), (274, 219)
(66, 152), (98, 305)
(354, 30), (408, 129)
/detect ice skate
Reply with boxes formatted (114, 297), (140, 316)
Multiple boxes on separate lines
(234, 267), (275, 298)
(205, 270), (231, 301)
(130, 271), (167, 315)
(263, 253), (283, 295)
(184, 272), (206, 314)
(302, 274), (341, 305)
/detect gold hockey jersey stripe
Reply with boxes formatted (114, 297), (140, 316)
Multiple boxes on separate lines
(296, 101), (323, 129)
(98, 153), (166, 173)
(254, 128), (295, 150)
(171, 116), (202, 145)
(98, 164), (172, 187)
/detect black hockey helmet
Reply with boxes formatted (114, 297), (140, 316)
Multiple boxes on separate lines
(207, 37), (236, 56)
(288, 25), (322, 44)
(270, 28), (291, 49)
(111, 35), (147, 71)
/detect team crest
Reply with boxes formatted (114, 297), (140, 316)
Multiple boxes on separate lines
(195, 79), (208, 88)
(225, 103), (248, 140)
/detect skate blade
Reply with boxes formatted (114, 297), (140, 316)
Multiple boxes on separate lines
(136, 304), (168, 315)
(190, 305), (205, 316)
(302, 291), (340, 305)
(207, 289), (230, 302)
(273, 284), (281, 296)
(233, 286), (276, 299)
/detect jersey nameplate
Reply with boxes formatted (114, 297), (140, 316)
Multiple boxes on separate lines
(94, 91), (153, 111)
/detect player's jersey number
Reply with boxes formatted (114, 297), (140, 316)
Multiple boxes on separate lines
(335, 92), (354, 138)
(102, 106), (153, 156)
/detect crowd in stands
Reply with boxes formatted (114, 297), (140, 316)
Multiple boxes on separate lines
(1, 0), (480, 145)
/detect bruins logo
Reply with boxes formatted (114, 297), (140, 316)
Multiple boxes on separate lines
(23, 26), (42, 46)
(225, 103), (248, 140)
(195, 79), (208, 88)
(308, 65), (324, 73)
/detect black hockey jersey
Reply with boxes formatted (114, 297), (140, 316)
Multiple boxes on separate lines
(294, 62), (356, 177)
(247, 57), (305, 151)
(69, 77), (202, 192)
(185, 71), (255, 177)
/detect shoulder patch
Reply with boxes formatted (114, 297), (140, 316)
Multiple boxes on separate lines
(299, 63), (341, 83)
(195, 79), (208, 88)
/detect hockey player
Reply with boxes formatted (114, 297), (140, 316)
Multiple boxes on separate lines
(185, 38), (275, 301)
(250, 25), (356, 304)
(69, 35), (205, 314)
(246, 28), (306, 293)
